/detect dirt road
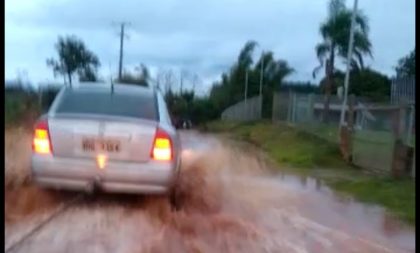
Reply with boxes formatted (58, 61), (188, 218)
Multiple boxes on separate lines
(5, 130), (415, 253)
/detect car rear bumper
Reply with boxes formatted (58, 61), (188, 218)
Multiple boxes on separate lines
(31, 154), (179, 194)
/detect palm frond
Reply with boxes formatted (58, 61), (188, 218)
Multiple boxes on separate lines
(355, 10), (370, 35)
(313, 43), (330, 78)
(238, 40), (258, 68)
(316, 43), (330, 61)
(312, 64), (324, 79)
(328, 0), (346, 18)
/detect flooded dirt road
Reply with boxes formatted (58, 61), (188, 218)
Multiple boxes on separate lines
(5, 130), (415, 253)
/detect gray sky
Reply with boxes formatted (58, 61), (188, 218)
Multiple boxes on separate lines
(5, 0), (415, 94)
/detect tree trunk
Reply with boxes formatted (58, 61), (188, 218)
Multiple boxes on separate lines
(323, 46), (335, 123)
(323, 60), (332, 123)
(68, 72), (72, 87)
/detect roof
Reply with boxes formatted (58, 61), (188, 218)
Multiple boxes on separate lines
(66, 82), (155, 96)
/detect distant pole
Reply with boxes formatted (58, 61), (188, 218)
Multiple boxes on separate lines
(244, 70), (249, 104)
(38, 84), (43, 111)
(259, 51), (264, 114)
(117, 22), (130, 80)
(339, 0), (358, 127)
(242, 70), (249, 120)
(118, 23), (125, 80)
(180, 71), (183, 94)
(259, 51), (264, 97)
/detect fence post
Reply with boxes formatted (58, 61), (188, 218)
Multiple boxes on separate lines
(287, 91), (292, 123)
(339, 94), (355, 163)
(348, 95), (355, 131)
(391, 105), (408, 178)
(406, 105), (414, 145)
(271, 93), (276, 122)
(412, 153), (415, 178)
(292, 93), (297, 123)
(307, 94), (314, 122)
(38, 85), (43, 111)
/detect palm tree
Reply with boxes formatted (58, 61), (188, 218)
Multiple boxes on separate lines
(313, 0), (372, 122)
(254, 51), (294, 118)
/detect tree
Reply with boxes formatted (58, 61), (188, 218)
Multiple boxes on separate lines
(319, 70), (345, 95)
(47, 35), (100, 86)
(208, 40), (293, 118)
(255, 52), (293, 117)
(163, 69), (177, 95)
(317, 68), (390, 102)
(313, 0), (372, 122)
(280, 81), (320, 94)
(78, 67), (99, 82)
(395, 49), (415, 77)
(117, 64), (150, 87)
(349, 68), (390, 102)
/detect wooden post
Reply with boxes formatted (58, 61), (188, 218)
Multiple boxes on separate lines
(399, 106), (407, 140)
(347, 95), (355, 162)
(287, 91), (293, 123)
(292, 93), (296, 124)
(406, 105), (414, 145)
(307, 94), (314, 122)
(272, 93), (277, 122)
(339, 94), (355, 163)
(38, 85), (44, 112)
(347, 95), (355, 131)
(412, 153), (415, 178)
(391, 105), (408, 178)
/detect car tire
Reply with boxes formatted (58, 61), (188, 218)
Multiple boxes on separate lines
(168, 185), (181, 211)
(168, 159), (182, 211)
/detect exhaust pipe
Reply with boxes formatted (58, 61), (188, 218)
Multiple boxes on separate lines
(86, 176), (102, 195)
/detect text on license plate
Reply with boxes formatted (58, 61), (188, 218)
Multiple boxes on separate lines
(82, 139), (120, 152)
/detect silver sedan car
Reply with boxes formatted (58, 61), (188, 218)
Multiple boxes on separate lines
(31, 83), (181, 203)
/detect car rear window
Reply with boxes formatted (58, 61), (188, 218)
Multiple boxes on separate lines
(55, 90), (157, 120)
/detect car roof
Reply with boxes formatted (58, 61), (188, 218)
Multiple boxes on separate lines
(66, 82), (156, 97)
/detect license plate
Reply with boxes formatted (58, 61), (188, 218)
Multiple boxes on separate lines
(82, 138), (120, 152)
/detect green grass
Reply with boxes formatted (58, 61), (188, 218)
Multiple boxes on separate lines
(207, 120), (348, 169)
(204, 120), (415, 225)
(5, 95), (26, 126)
(5, 92), (40, 128)
(329, 177), (415, 224)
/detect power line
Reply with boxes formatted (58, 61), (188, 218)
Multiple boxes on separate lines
(114, 22), (131, 80)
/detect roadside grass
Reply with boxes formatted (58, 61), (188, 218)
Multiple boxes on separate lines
(5, 92), (40, 129)
(203, 120), (415, 225)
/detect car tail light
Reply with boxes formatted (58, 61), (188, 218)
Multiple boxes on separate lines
(151, 128), (172, 161)
(96, 154), (107, 169)
(33, 119), (52, 154)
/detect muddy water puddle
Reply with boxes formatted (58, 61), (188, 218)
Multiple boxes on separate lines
(5, 130), (415, 253)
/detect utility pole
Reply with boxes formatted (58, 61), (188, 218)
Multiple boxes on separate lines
(259, 51), (264, 114)
(244, 70), (249, 104)
(180, 70), (183, 94)
(242, 70), (249, 119)
(118, 23), (125, 80)
(259, 51), (264, 97)
(117, 22), (130, 80)
(339, 0), (358, 128)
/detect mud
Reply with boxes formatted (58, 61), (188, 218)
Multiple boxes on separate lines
(5, 129), (415, 253)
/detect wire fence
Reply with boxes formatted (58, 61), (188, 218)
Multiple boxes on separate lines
(391, 76), (415, 105)
(272, 91), (415, 177)
(221, 95), (262, 122)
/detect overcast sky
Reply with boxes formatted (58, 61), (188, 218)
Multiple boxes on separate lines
(5, 0), (415, 94)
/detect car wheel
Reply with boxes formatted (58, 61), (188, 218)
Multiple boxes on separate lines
(169, 186), (180, 211)
(168, 160), (182, 211)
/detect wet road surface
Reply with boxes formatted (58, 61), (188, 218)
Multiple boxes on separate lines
(5, 130), (415, 253)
